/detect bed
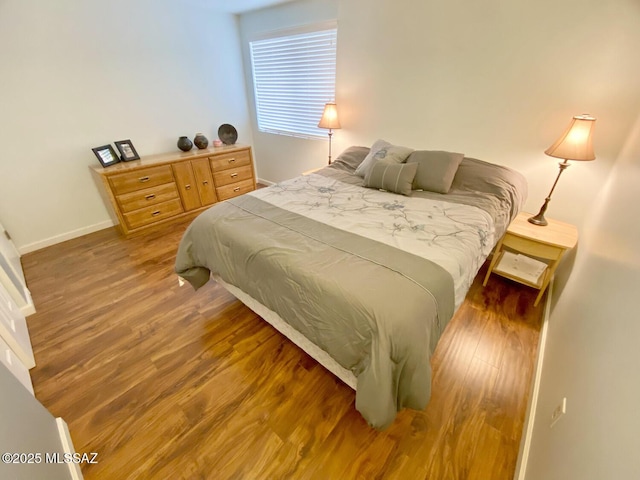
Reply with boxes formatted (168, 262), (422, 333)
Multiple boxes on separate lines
(175, 144), (527, 429)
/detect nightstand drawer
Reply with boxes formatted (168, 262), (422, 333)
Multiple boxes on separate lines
(109, 166), (174, 195)
(502, 234), (563, 260)
(116, 183), (179, 213)
(213, 165), (253, 187)
(210, 150), (251, 172)
(123, 198), (184, 229)
(216, 179), (255, 201)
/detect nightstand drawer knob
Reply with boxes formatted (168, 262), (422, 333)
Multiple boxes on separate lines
(151, 210), (161, 216)
(230, 173), (238, 178)
(185, 184), (191, 190)
(145, 194), (156, 200)
(228, 158), (236, 163)
(233, 187), (240, 192)
(139, 176), (150, 183)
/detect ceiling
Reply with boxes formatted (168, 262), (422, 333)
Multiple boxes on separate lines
(197, 0), (297, 14)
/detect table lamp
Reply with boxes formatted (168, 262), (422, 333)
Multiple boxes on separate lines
(318, 102), (341, 164)
(528, 114), (596, 226)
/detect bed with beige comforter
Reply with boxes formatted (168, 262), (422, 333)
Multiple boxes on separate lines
(175, 148), (526, 429)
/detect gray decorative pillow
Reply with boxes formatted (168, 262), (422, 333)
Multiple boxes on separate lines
(363, 161), (418, 196)
(354, 139), (414, 178)
(331, 146), (371, 172)
(406, 150), (464, 194)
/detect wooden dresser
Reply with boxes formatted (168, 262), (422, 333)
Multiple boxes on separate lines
(90, 145), (256, 237)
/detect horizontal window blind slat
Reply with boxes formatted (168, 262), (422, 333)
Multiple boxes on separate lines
(253, 59), (335, 67)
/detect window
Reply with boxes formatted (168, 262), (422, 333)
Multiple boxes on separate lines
(250, 25), (338, 139)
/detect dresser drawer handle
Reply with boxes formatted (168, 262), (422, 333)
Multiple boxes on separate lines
(145, 194), (156, 200)
(151, 210), (161, 216)
(228, 158), (236, 163)
(139, 176), (150, 183)
(185, 184), (191, 190)
(230, 173), (238, 178)
(233, 187), (240, 192)
(203, 181), (209, 185)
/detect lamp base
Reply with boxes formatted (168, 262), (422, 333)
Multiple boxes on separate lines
(527, 212), (548, 226)
(327, 130), (333, 165)
(528, 197), (550, 226)
(527, 160), (571, 227)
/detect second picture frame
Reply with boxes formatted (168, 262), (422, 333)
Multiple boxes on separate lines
(115, 139), (140, 162)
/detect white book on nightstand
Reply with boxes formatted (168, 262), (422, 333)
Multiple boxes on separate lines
(495, 251), (547, 285)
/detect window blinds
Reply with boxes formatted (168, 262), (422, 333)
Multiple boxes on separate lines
(250, 27), (338, 139)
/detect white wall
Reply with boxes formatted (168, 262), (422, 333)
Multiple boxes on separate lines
(243, 0), (640, 231)
(238, 0), (339, 182)
(524, 113), (640, 479)
(336, 0), (640, 230)
(7, 0), (635, 249)
(0, 0), (251, 251)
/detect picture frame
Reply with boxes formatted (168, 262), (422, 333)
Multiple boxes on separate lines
(114, 139), (140, 162)
(92, 145), (120, 168)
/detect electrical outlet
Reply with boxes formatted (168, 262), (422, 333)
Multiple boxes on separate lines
(550, 397), (567, 428)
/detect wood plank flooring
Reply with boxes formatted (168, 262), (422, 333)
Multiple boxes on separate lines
(22, 219), (543, 479)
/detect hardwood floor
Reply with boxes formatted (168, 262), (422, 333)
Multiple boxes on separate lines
(22, 220), (543, 479)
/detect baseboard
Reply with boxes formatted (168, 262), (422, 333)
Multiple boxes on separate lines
(257, 177), (275, 186)
(56, 417), (84, 480)
(513, 278), (554, 480)
(18, 220), (115, 255)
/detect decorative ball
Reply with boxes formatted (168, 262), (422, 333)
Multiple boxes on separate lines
(177, 136), (193, 152)
(194, 133), (209, 149)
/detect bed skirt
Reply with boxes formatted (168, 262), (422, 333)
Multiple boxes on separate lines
(211, 274), (357, 390)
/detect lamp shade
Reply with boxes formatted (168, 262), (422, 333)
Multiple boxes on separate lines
(544, 114), (596, 161)
(318, 102), (341, 130)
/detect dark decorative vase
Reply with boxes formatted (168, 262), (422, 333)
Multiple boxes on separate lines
(177, 136), (193, 152)
(194, 133), (209, 149)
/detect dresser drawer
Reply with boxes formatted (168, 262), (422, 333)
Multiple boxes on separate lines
(109, 165), (175, 195)
(123, 198), (184, 230)
(216, 179), (255, 201)
(210, 150), (251, 172)
(213, 165), (253, 188)
(116, 183), (179, 213)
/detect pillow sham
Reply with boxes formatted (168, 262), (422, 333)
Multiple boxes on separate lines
(406, 150), (464, 194)
(354, 139), (414, 178)
(331, 146), (371, 172)
(363, 161), (418, 196)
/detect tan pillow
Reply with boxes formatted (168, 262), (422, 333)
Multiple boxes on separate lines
(363, 162), (418, 196)
(354, 139), (414, 178)
(406, 150), (464, 193)
(331, 146), (371, 172)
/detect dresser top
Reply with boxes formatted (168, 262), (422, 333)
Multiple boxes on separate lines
(90, 144), (251, 176)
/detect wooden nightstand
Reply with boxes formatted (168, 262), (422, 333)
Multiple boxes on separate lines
(483, 212), (578, 306)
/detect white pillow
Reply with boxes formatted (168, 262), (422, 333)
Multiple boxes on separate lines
(354, 139), (414, 178)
